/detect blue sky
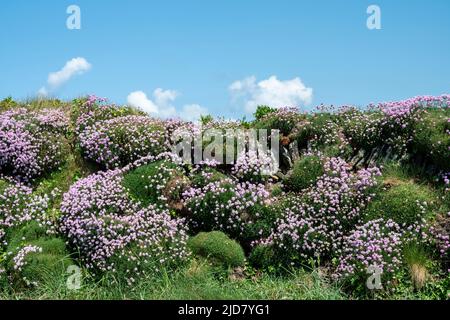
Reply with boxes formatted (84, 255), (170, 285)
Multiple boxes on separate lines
(0, 0), (449, 119)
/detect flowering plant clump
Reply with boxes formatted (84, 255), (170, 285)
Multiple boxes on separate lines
(74, 95), (139, 134)
(411, 109), (450, 172)
(339, 107), (384, 153)
(0, 108), (69, 181)
(189, 161), (227, 188)
(165, 118), (200, 145)
(428, 213), (450, 269)
(79, 115), (167, 168)
(255, 107), (305, 136)
(339, 95), (450, 161)
(122, 159), (190, 210)
(0, 182), (50, 246)
(260, 157), (381, 264)
(232, 150), (275, 183)
(183, 178), (271, 241)
(376, 94), (450, 115)
(307, 112), (346, 151)
(59, 166), (189, 276)
(333, 218), (403, 285)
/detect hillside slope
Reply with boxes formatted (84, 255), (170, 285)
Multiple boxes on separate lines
(0, 95), (449, 300)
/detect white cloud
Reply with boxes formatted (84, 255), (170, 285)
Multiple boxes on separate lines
(127, 88), (207, 122)
(127, 91), (158, 114)
(229, 75), (313, 114)
(153, 88), (178, 118)
(39, 57), (92, 96)
(179, 104), (209, 122)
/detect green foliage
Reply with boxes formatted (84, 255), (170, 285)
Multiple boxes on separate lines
(190, 167), (227, 188)
(6, 221), (48, 249)
(411, 108), (450, 172)
(188, 232), (245, 268)
(200, 114), (214, 126)
(365, 180), (437, 226)
(0, 97), (18, 112)
(254, 109), (305, 136)
(254, 105), (276, 121)
(284, 155), (324, 192)
(270, 184), (284, 197)
(0, 179), (9, 193)
(249, 245), (276, 270)
(5, 235), (73, 289)
(243, 202), (285, 247)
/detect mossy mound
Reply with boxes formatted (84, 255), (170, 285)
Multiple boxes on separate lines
(365, 180), (437, 226)
(284, 155), (324, 192)
(188, 231), (245, 268)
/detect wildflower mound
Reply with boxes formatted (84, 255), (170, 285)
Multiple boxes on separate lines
(59, 156), (190, 280)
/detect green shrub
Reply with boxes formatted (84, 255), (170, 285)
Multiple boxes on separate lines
(411, 108), (450, 172)
(365, 180), (437, 226)
(339, 109), (384, 152)
(254, 105), (276, 121)
(254, 107), (305, 136)
(248, 245), (276, 270)
(284, 155), (324, 192)
(123, 160), (189, 209)
(188, 232), (245, 268)
(0, 97), (17, 112)
(200, 114), (214, 126)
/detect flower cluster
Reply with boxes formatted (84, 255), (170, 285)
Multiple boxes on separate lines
(308, 114), (345, 150)
(183, 178), (270, 239)
(333, 218), (403, 282)
(74, 95), (120, 134)
(376, 94), (450, 117)
(232, 150), (275, 182)
(256, 107), (305, 136)
(59, 168), (189, 274)
(12, 245), (43, 272)
(79, 115), (167, 168)
(340, 95), (450, 159)
(0, 108), (69, 181)
(261, 157), (381, 262)
(0, 182), (50, 245)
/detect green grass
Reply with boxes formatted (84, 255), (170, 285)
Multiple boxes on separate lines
(0, 259), (345, 300)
